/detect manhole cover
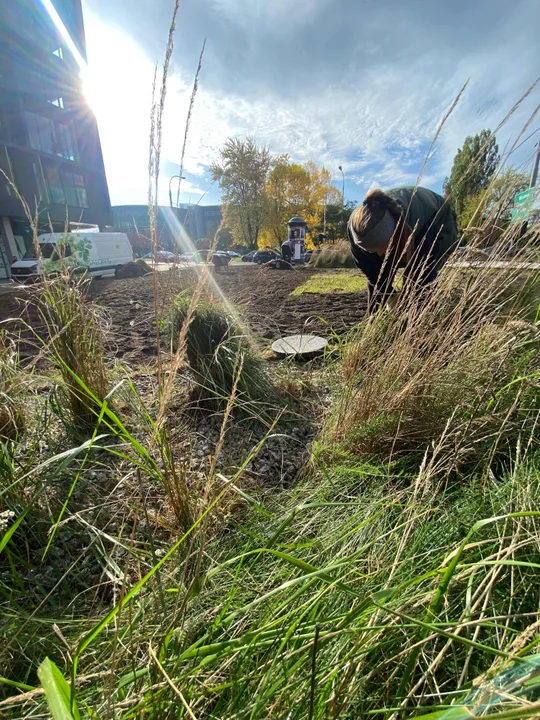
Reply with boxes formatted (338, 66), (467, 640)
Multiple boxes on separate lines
(271, 334), (328, 357)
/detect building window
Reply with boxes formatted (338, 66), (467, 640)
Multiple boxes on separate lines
(25, 112), (78, 161)
(55, 123), (78, 161)
(45, 167), (65, 204)
(32, 159), (48, 203)
(68, 173), (88, 207)
(45, 167), (89, 208)
(1, 147), (18, 197)
(25, 112), (55, 155)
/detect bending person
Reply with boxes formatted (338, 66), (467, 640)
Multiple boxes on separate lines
(348, 186), (458, 313)
(281, 238), (294, 265)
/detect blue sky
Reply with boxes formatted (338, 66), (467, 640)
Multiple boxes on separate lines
(81, 0), (540, 209)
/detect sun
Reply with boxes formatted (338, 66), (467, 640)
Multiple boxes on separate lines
(81, 66), (100, 116)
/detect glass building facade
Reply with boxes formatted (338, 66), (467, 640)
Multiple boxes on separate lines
(0, 0), (111, 278)
(112, 205), (223, 255)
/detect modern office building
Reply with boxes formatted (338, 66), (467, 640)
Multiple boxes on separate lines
(0, 0), (111, 279)
(112, 204), (222, 255)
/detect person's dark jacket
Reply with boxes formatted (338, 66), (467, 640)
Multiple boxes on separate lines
(348, 187), (458, 313)
(281, 241), (293, 263)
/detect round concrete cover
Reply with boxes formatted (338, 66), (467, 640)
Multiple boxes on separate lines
(272, 334), (328, 356)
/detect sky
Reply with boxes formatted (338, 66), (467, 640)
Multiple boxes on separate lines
(80, 0), (540, 209)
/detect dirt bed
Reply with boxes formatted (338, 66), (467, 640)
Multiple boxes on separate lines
(0, 264), (368, 366)
(212, 264), (367, 340)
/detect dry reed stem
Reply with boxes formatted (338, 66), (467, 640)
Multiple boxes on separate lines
(149, 644), (198, 719)
(175, 38), (206, 209)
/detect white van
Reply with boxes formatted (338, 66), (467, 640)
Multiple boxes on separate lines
(11, 233), (134, 282)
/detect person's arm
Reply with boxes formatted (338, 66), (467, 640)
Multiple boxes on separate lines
(348, 225), (393, 313)
(402, 213), (444, 305)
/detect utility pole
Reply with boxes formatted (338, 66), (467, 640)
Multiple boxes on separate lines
(530, 141), (540, 189)
(168, 174), (185, 209)
(338, 165), (345, 237)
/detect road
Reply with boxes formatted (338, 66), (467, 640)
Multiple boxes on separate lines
(449, 260), (540, 271)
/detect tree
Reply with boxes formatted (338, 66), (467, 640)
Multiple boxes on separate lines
(311, 200), (357, 244)
(211, 137), (270, 248)
(443, 129), (500, 225)
(258, 157), (340, 248)
(460, 168), (528, 245)
(215, 226), (234, 250)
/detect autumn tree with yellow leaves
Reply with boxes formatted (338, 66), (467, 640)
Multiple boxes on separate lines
(258, 156), (341, 248)
(212, 138), (341, 249)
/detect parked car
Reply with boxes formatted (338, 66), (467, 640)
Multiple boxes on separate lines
(304, 250), (314, 263)
(242, 251), (256, 262)
(142, 250), (175, 263)
(227, 251), (241, 258)
(253, 250), (280, 264)
(195, 250), (231, 265)
(11, 232), (134, 283)
(157, 250), (175, 262)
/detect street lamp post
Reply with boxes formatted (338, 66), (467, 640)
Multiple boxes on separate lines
(168, 174), (186, 208)
(338, 165), (345, 236)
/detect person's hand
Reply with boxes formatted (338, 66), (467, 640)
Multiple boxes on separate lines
(384, 291), (401, 312)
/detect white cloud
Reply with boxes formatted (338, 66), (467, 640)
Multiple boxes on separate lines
(214, 0), (330, 31)
(83, 0), (540, 209)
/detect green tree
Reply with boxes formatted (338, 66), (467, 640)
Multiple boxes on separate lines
(311, 200), (356, 244)
(215, 226), (234, 250)
(211, 137), (270, 248)
(460, 168), (528, 245)
(443, 129), (500, 224)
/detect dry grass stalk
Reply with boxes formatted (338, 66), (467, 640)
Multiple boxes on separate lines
(327, 85), (540, 475)
(175, 38), (206, 209)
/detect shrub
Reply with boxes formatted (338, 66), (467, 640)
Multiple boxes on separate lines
(36, 274), (109, 437)
(115, 259), (151, 278)
(167, 295), (274, 415)
(0, 332), (24, 440)
(327, 235), (540, 473)
(311, 240), (356, 268)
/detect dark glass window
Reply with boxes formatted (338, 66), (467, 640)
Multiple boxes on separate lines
(0, 147), (18, 197)
(55, 123), (78, 161)
(62, 171), (77, 206)
(25, 111), (55, 155)
(25, 112), (78, 161)
(56, 123), (77, 160)
(45, 167), (65, 204)
(32, 161), (48, 203)
(72, 173), (88, 208)
(25, 242), (55, 259)
(45, 167), (88, 208)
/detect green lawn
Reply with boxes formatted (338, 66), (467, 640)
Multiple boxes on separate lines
(291, 270), (368, 295)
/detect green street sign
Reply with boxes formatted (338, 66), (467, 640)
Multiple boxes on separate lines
(511, 207), (530, 222)
(511, 187), (535, 223)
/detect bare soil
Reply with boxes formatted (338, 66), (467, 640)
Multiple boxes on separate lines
(0, 264), (368, 366)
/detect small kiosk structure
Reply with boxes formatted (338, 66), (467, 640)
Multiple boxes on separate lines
(287, 215), (307, 262)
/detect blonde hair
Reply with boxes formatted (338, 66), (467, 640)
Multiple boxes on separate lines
(350, 189), (404, 237)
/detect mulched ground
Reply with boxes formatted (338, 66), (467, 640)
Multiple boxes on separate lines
(0, 264), (368, 366)
(0, 264), (369, 488)
(213, 264), (367, 340)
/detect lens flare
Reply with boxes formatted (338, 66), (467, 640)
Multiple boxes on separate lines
(160, 208), (261, 349)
